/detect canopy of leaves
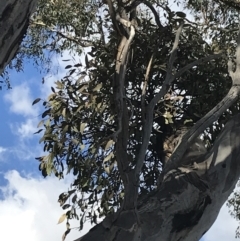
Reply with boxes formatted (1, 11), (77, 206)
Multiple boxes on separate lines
(24, 0), (240, 236)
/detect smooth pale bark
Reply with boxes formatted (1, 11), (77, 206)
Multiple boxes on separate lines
(0, 0), (37, 75)
(75, 114), (240, 241)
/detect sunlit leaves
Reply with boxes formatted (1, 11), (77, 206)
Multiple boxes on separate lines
(80, 123), (86, 135)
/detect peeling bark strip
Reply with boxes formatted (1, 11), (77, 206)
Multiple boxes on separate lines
(0, 0), (37, 75)
(76, 114), (240, 241)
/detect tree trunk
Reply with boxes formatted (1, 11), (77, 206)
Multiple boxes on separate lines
(75, 114), (240, 241)
(0, 0), (37, 75)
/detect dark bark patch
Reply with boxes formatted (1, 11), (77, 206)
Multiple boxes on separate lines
(172, 195), (211, 232)
(222, 163), (226, 168)
(0, 4), (13, 22)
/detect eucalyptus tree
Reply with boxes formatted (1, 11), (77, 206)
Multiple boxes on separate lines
(31, 0), (240, 240)
(3, 0), (240, 240)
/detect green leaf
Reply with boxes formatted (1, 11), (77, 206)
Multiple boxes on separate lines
(103, 152), (114, 163)
(72, 194), (77, 204)
(37, 120), (44, 128)
(76, 75), (86, 85)
(65, 65), (72, 69)
(93, 83), (102, 92)
(105, 140), (114, 151)
(57, 213), (67, 224)
(175, 11), (186, 18)
(34, 129), (43, 134)
(42, 109), (50, 118)
(74, 63), (82, 67)
(62, 204), (71, 210)
(80, 123), (86, 134)
(62, 229), (71, 241)
(32, 98), (41, 105)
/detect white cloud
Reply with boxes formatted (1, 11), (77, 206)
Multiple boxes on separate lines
(8, 139), (42, 161)
(0, 170), (238, 241)
(0, 147), (7, 162)
(4, 82), (39, 117)
(0, 170), (93, 241)
(14, 118), (38, 139)
(0, 146), (7, 154)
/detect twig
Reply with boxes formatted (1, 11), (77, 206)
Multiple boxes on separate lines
(30, 21), (94, 47)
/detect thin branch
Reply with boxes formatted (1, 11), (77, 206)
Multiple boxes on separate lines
(141, 53), (154, 123)
(235, 23), (240, 73)
(105, 0), (122, 35)
(165, 22), (183, 79)
(134, 22), (183, 177)
(174, 53), (224, 79)
(30, 21), (94, 47)
(126, 0), (163, 29)
(95, 16), (106, 45)
(112, 26), (135, 141)
(116, 13), (131, 28)
(53, 30), (93, 47)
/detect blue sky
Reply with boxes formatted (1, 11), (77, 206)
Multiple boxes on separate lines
(0, 51), (239, 240)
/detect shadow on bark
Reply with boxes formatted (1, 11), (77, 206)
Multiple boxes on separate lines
(76, 114), (240, 241)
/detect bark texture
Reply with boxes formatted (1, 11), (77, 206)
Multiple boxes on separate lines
(75, 114), (240, 241)
(0, 0), (37, 75)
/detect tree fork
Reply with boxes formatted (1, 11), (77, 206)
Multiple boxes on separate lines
(75, 113), (240, 241)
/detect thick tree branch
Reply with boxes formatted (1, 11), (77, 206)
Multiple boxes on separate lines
(113, 21), (136, 209)
(162, 25), (240, 179)
(105, 0), (122, 35)
(136, 24), (225, 184)
(134, 22), (184, 178)
(75, 113), (240, 241)
(0, 0), (37, 75)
